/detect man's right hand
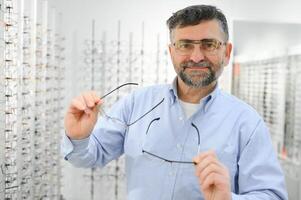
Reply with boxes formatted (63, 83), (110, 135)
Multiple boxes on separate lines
(64, 91), (102, 140)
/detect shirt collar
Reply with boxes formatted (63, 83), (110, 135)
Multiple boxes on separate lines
(168, 77), (220, 113)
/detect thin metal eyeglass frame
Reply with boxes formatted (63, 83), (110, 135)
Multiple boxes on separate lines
(142, 118), (200, 165)
(173, 39), (226, 56)
(99, 82), (165, 127)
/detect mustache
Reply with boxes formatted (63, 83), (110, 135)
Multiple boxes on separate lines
(180, 61), (211, 69)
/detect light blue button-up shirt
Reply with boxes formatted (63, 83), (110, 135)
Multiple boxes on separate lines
(61, 80), (288, 200)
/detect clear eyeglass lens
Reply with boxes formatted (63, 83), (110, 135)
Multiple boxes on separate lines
(175, 39), (222, 55)
(99, 107), (127, 128)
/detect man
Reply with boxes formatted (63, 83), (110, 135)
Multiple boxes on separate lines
(62, 5), (288, 200)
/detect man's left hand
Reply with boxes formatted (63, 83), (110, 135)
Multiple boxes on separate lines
(193, 150), (231, 200)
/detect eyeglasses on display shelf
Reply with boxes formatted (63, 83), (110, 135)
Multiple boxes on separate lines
(233, 53), (301, 170)
(0, 0), (66, 199)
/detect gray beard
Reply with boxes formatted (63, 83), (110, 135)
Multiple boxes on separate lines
(178, 67), (216, 88)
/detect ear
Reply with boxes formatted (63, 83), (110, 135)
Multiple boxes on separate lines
(223, 42), (232, 66)
(168, 43), (176, 60)
(168, 44), (172, 55)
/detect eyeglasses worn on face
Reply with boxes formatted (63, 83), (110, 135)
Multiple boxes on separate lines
(99, 82), (165, 128)
(142, 118), (200, 165)
(173, 38), (226, 56)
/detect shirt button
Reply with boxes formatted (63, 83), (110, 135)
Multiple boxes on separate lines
(176, 144), (182, 150)
(179, 116), (183, 121)
(169, 171), (175, 176)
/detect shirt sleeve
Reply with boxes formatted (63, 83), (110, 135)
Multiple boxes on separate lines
(60, 133), (93, 167)
(60, 93), (134, 168)
(233, 119), (288, 200)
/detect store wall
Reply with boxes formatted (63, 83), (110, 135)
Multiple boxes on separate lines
(46, 0), (301, 96)
(46, 1), (301, 199)
(234, 21), (301, 59)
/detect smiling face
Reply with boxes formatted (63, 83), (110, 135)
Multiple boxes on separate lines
(169, 20), (232, 88)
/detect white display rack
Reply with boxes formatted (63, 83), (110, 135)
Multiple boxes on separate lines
(75, 20), (172, 200)
(233, 48), (301, 200)
(0, 0), (65, 199)
(233, 56), (287, 155)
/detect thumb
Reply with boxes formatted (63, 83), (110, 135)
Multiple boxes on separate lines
(193, 156), (200, 165)
(93, 102), (101, 112)
(91, 100), (102, 116)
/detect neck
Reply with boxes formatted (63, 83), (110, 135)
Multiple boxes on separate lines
(177, 77), (217, 103)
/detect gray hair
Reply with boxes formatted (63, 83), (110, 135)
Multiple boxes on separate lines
(166, 5), (229, 41)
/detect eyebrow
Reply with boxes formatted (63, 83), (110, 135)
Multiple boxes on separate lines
(177, 38), (217, 43)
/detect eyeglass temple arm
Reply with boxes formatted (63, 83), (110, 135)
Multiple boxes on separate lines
(100, 82), (138, 99)
(128, 98), (165, 126)
(142, 150), (197, 165)
(145, 117), (160, 135)
(191, 122), (200, 154)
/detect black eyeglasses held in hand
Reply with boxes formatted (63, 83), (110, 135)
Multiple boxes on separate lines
(99, 82), (165, 128)
(142, 118), (200, 165)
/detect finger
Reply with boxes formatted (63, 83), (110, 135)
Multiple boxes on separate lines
(92, 101), (101, 115)
(91, 91), (101, 104)
(82, 92), (97, 108)
(195, 154), (219, 177)
(203, 185), (217, 200)
(69, 98), (86, 112)
(90, 92), (103, 115)
(201, 172), (227, 191)
(202, 172), (218, 189)
(78, 94), (93, 115)
(193, 149), (216, 164)
(198, 162), (225, 184)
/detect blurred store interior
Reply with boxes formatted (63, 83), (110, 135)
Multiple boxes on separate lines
(0, 0), (301, 199)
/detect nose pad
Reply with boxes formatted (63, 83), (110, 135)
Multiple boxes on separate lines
(189, 44), (205, 63)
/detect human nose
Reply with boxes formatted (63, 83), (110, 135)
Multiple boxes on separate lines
(189, 44), (205, 63)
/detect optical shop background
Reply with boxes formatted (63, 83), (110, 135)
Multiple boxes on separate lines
(0, 0), (300, 199)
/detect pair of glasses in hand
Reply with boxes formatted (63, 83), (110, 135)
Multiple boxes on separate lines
(99, 82), (165, 128)
(142, 117), (200, 165)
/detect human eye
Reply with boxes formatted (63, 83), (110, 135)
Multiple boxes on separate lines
(201, 39), (219, 51)
(176, 41), (194, 51)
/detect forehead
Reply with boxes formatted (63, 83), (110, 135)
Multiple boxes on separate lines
(171, 20), (224, 41)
